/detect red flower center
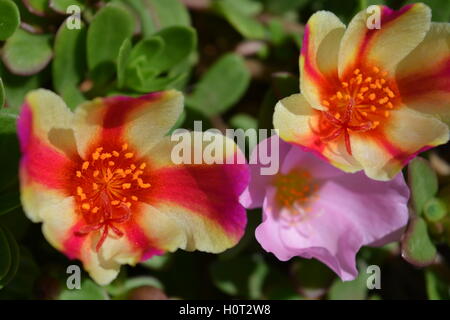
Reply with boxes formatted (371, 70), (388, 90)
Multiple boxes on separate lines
(72, 143), (151, 251)
(313, 66), (401, 154)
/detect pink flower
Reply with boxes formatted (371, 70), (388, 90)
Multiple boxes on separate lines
(241, 136), (410, 280)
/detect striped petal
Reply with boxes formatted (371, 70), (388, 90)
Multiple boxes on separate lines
(300, 11), (345, 108)
(137, 131), (249, 253)
(17, 89), (77, 222)
(273, 93), (361, 173)
(351, 107), (449, 180)
(73, 90), (183, 159)
(397, 23), (450, 124)
(338, 3), (431, 77)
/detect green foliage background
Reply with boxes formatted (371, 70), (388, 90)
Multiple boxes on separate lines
(0, 0), (449, 300)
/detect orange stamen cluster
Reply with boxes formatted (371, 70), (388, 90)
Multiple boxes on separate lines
(316, 66), (400, 154)
(273, 170), (319, 214)
(73, 143), (151, 251)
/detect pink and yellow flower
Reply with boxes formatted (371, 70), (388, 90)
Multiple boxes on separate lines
(274, 3), (450, 180)
(18, 89), (249, 285)
(241, 136), (410, 280)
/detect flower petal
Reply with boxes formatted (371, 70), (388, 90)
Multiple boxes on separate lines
(240, 135), (290, 209)
(300, 11), (345, 108)
(338, 4), (431, 77)
(18, 89), (77, 222)
(73, 90), (183, 158)
(351, 107), (449, 180)
(397, 23), (450, 124)
(137, 131), (249, 253)
(273, 93), (361, 173)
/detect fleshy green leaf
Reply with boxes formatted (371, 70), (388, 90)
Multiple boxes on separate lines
(214, 0), (265, 39)
(141, 254), (171, 271)
(52, 20), (87, 109)
(144, 0), (190, 30)
(126, 36), (164, 74)
(425, 269), (450, 300)
(87, 4), (135, 73)
(267, 0), (309, 14)
(424, 198), (447, 222)
(106, 276), (163, 299)
(23, 0), (48, 16)
(1, 29), (53, 76)
(0, 0), (20, 41)
(0, 226), (20, 289)
(187, 53), (250, 116)
(49, 0), (85, 14)
(402, 217), (437, 267)
(408, 157), (438, 215)
(117, 38), (132, 89)
(229, 113), (257, 130)
(59, 279), (109, 300)
(0, 77), (4, 108)
(151, 26), (196, 73)
(328, 262), (369, 300)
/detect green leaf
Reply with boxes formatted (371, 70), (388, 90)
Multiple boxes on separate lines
(106, 276), (163, 298)
(117, 38), (132, 89)
(402, 217), (437, 267)
(0, 78), (4, 108)
(143, 0), (190, 30)
(0, 0), (20, 40)
(0, 226), (11, 281)
(187, 53), (250, 116)
(53, 21), (87, 109)
(141, 254), (171, 271)
(425, 269), (450, 300)
(59, 279), (109, 300)
(0, 226), (20, 289)
(404, 0), (450, 22)
(87, 4), (135, 72)
(292, 259), (335, 298)
(211, 254), (268, 298)
(424, 197), (447, 222)
(229, 113), (257, 131)
(328, 262), (369, 300)
(1, 29), (53, 76)
(408, 157), (438, 215)
(214, 0), (265, 39)
(151, 26), (196, 73)
(0, 191), (20, 216)
(49, 0), (85, 14)
(23, 0), (48, 16)
(126, 36), (164, 73)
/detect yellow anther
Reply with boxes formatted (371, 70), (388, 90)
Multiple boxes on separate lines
(381, 71), (388, 77)
(364, 77), (372, 83)
(111, 200), (120, 205)
(131, 196), (138, 201)
(130, 164), (136, 170)
(354, 69), (360, 75)
(122, 183), (131, 189)
(322, 100), (330, 107)
(122, 143), (128, 151)
(82, 203), (90, 210)
(380, 79), (386, 84)
(108, 161), (115, 166)
(100, 153), (112, 160)
(96, 147), (103, 153)
(369, 93), (376, 100)
(387, 102), (394, 109)
(125, 202), (132, 208)
(336, 91), (343, 99)
(124, 169), (132, 175)
(76, 171), (82, 178)
(373, 66), (380, 73)
(370, 105), (377, 112)
(82, 161), (89, 170)
(139, 163), (146, 170)
(342, 82), (349, 88)
(92, 183), (98, 190)
(360, 87), (369, 93)
(378, 97), (388, 104)
(335, 113), (341, 120)
(93, 170), (99, 177)
(362, 111), (368, 117)
(138, 178), (151, 188)
(92, 152), (100, 161)
(77, 186), (83, 195)
(112, 151), (120, 157)
(124, 152), (134, 158)
(384, 111), (390, 118)
(92, 207), (99, 214)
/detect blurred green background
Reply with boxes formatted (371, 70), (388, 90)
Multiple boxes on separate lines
(0, 0), (449, 300)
